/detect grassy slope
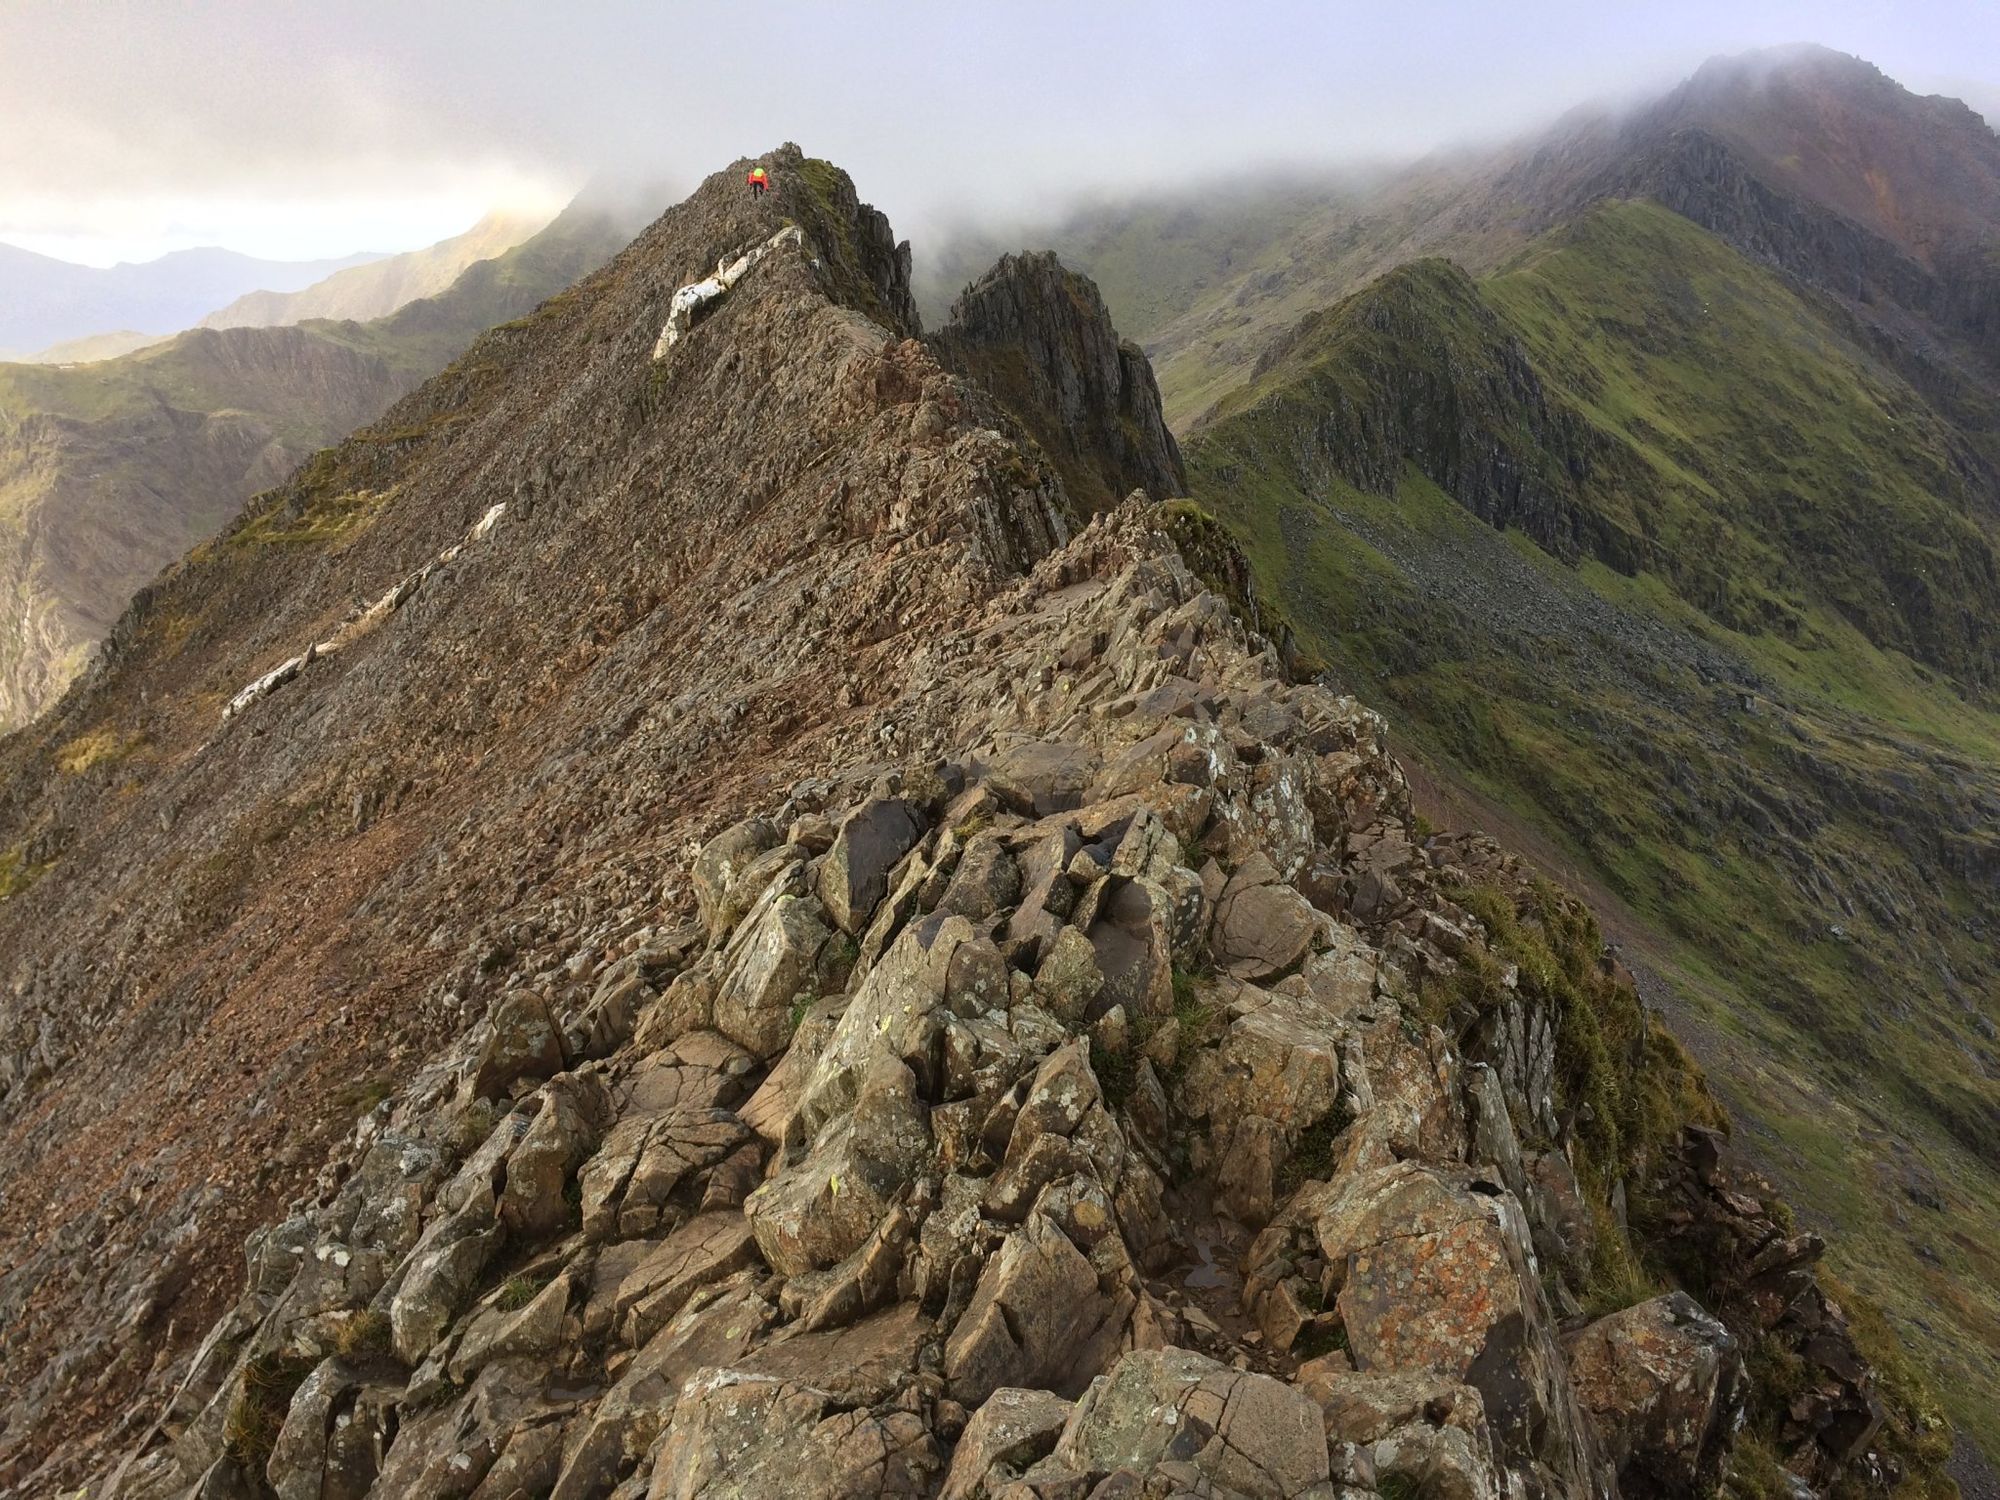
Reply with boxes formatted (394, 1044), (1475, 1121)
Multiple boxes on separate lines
(1186, 202), (2000, 1454)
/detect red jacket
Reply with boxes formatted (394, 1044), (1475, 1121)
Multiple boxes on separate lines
(747, 170), (769, 187)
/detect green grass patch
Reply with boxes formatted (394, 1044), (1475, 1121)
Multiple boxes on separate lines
(55, 726), (146, 776)
(496, 1271), (555, 1312)
(0, 843), (49, 900)
(229, 485), (395, 550)
(332, 1308), (394, 1361)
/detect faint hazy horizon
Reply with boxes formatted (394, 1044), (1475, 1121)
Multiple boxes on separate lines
(2, 0), (1995, 268)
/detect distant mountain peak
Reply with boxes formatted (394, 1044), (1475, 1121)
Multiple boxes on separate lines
(197, 210), (553, 332)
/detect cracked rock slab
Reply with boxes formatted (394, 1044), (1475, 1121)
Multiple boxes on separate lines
(1045, 1346), (1331, 1498)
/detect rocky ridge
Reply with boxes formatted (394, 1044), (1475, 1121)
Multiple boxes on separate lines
(94, 506), (1890, 1500)
(0, 150), (1902, 1498)
(929, 252), (1186, 512)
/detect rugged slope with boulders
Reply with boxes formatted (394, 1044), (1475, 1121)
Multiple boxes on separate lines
(0, 148), (1945, 1499)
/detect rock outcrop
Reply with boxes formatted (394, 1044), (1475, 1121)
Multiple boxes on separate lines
(929, 251), (1185, 513)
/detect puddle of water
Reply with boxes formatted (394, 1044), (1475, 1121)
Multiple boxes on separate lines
(1183, 1223), (1237, 1291)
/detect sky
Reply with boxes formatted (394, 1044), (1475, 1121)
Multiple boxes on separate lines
(2, 0), (1997, 267)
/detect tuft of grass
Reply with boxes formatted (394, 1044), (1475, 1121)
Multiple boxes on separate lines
(1294, 1318), (1348, 1363)
(1821, 1271), (1957, 1500)
(223, 1350), (317, 1479)
(1091, 1038), (1139, 1109)
(1721, 1434), (1795, 1500)
(1277, 1109), (1346, 1196)
(0, 844), (50, 901)
(332, 1308), (393, 1361)
(496, 1271), (554, 1312)
(229, 485), (396, 550)
(332, 1074), (394, 1117)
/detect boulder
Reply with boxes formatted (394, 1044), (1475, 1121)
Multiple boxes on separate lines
(612, 1212), (763, 1346)
(935, 835), (1022, 921)
(549, 1281), (773, 1500)
(944, 1210), (1115, 1405)
(984, 741), (1100, 817)
(498, 1072), (614, 1238)
(1313, 1161), (1585, 1475)
(1566, 1291), (1742, 1493)
(471, 990), (565, 1100)
(940, 1387), (1075, 1500)
(1465, 1063), (1527, 1202)
(693, 816), (782, 939)
(779, 1205), (915, 1333)
(1080, 878), (1175, 1021)
(1179, 984), (1347, 1195)
(1523, 1148), (1596, 1289)
(1211, 855), (1316, 981)
(388, 1200), (502, 1364)
(365, 1358), (568, 1498)
(581, 1106), (759, 1241)
(738, 1301), (932, 1405)
(265, 1358), (399, 1500)
(646, 1369), (943, 1498)
(746, 1056), (931, 1276)
(448, 1271), (573, 1381)
(711, 875), (828, 1060)
(1043, 1346), (1331, 1498)
(817, 797), (927, 935)
(1302, 1369), (1504, 1500)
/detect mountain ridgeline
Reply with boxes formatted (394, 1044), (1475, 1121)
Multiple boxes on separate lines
(0, 144), (1934, 1500)
(196, 212), (550, 333)
(0, 243), (385, 359)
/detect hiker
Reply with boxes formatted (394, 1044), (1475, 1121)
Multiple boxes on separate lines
(747, 166), (770, 198)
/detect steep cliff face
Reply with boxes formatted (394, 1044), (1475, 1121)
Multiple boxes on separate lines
(929, 251), (1186, 511)
(1211, 259), (1646, 576)
(1646, 46), (2000, 274)
(0, 150), (1918, 1500)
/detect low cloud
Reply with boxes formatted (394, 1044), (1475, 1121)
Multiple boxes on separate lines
(1, 0), (1994, 263)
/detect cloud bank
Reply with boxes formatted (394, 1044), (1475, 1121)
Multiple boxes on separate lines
(1, 0), (1994, 264)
